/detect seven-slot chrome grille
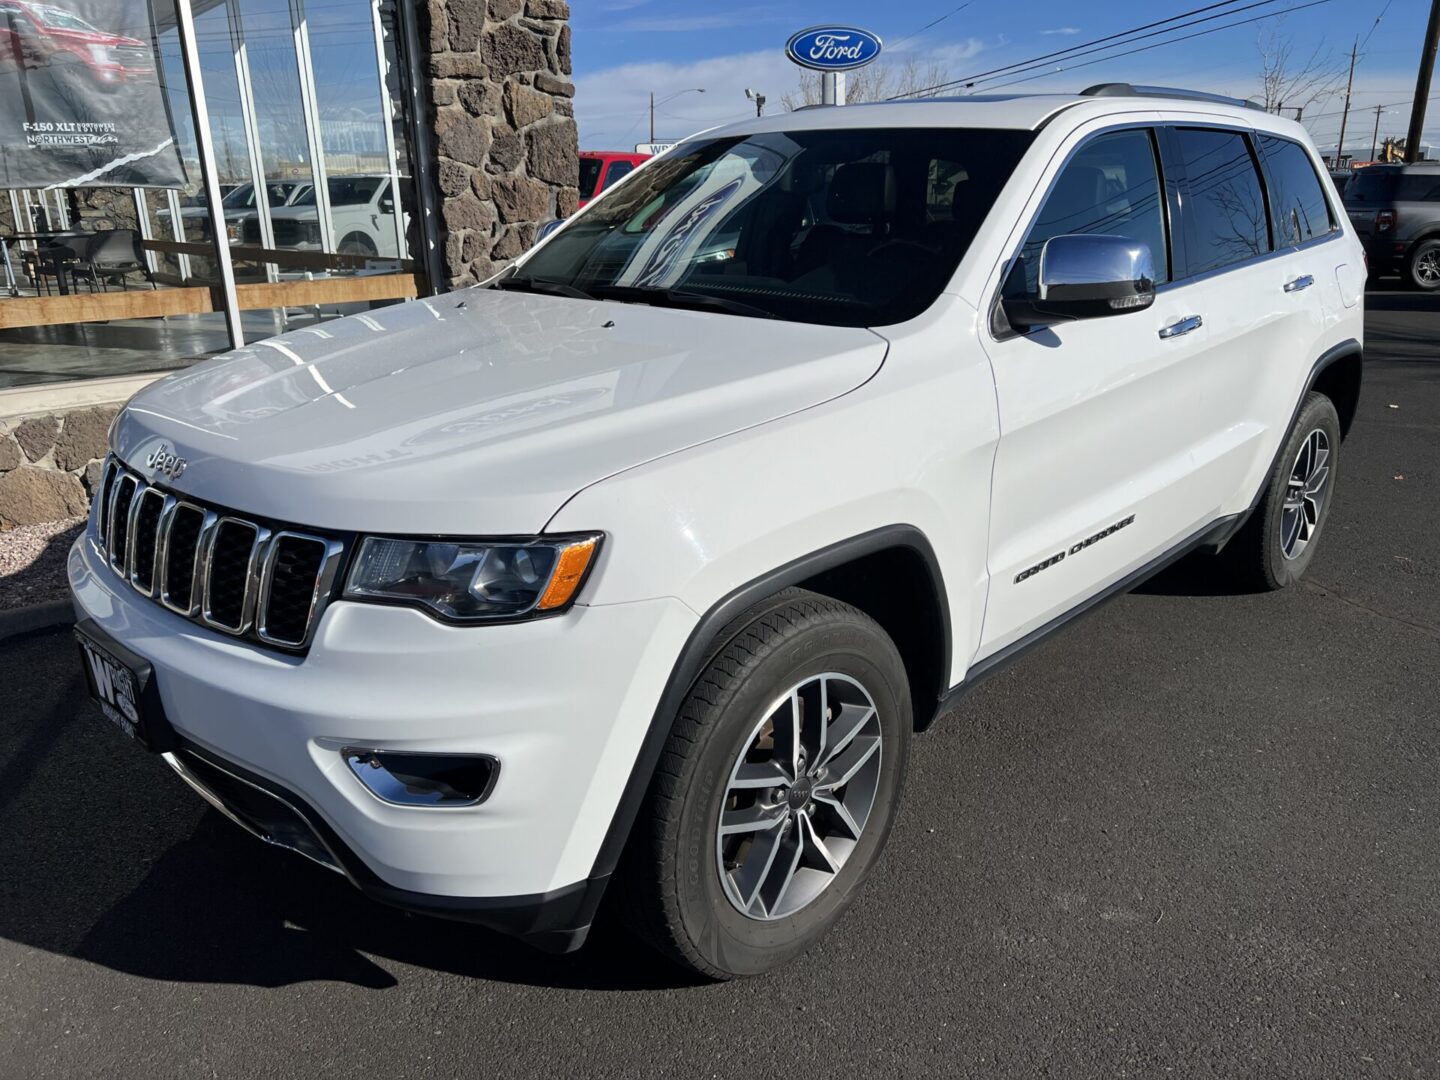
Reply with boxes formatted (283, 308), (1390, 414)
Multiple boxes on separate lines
(94, 455), (344, 651)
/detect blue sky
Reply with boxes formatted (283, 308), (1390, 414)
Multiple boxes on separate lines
(571, 0), (1437, 156)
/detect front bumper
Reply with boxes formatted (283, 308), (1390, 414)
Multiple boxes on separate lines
(68, 533), (696, 946)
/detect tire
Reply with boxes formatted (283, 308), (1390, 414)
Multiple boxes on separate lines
(1223, 391), (1341, 591)
(1408, 238), (1440, 291)
(620, 588), (912, 979)
(338, 234), (377, 257)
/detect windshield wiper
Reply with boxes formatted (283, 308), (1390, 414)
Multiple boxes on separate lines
(589, 285), (776, 320)
(491, 275), (595, 300)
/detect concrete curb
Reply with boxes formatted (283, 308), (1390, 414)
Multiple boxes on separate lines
(0, 599), (74, 643)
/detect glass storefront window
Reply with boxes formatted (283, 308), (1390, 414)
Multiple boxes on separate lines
(0, 0), (429, 391)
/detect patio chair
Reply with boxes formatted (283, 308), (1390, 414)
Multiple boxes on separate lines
(82, 229), (155, 291)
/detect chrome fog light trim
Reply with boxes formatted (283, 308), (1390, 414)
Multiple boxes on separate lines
(342, 748), (500, 808)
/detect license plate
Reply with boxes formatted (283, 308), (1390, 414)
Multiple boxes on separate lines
(74, 623), (170, 751)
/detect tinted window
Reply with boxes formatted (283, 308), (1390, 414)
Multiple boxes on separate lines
(1006, 128), (1168, 298)
(602, 161), (635, 190)
(1398, 173), (1440, 201)
(1344, 169), (1396, 203)
(579, 158), (603, 198)
(1174, 128), (1270, 275)
(1259, 135), (1333, 245)
(511, 128), (1035, 327)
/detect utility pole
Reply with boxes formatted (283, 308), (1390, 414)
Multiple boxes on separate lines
(1405, 0), (1440, 162)
(649, 91), (654, 142)
(1371, 104), (1384, 161)
(1336, 37), (1358, 168)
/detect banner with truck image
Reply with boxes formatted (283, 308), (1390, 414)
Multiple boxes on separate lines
(0, 0), (186, 188)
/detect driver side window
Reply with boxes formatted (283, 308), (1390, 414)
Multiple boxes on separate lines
(1005, 128), (1170, 299)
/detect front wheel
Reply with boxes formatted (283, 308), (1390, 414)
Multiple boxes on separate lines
(620, 588), (911, 979)
(1222, 391), (1341, 590)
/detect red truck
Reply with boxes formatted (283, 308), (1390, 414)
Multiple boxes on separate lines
(0, 1), (156, 90)
(578, 151), (651, 208)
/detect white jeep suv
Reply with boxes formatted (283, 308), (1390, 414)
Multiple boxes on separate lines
(70, 85), (1364, 979)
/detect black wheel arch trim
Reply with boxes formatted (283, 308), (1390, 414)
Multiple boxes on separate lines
(1246, 337), (1362, 517)
(586, 524), (952, 883)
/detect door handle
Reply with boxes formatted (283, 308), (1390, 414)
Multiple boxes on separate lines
(1158, 314), (1203, 339)
(1283, 274), (1315, 293)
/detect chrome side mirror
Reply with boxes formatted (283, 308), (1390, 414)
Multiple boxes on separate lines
(1006, 234), (1156, 329)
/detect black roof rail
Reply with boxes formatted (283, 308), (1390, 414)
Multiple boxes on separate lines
(1080, 82), (1264, 112)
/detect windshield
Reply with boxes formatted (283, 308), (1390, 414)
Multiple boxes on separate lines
(34, 5), (99, 30)
(579, 157), (604, 198)
(221, 184), (254, 208)
(294, 177), (384, 206)
(517, 127), (1034, 326)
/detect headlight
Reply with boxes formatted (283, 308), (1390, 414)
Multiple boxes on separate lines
(88, 44), (113, 63)
(343, 534), (602, 621)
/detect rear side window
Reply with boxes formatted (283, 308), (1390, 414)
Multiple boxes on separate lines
(1258, 135), (1334, 245)
(1398, 173), (1440, 201)
(1173, 128), (1270, 276)
(602, 161), (635, 191)
(1006, 128), (1169, 299)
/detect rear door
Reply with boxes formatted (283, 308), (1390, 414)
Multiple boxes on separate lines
(1162, 127), (1336, 512)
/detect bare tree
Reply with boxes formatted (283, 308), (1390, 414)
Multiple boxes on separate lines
(1255, 21), (1346, 115)
(782, 57), (951, 110)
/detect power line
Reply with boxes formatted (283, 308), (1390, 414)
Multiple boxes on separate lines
(1359, 0), (1396, 52)
(888, 2), (976, 51)
(968, 0), (1334, 95)
(891, 0), (1280, 99)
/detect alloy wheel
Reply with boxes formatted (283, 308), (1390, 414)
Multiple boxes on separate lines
(1281, 428), (1331, 560)
(1417, 248), (1440, 287)
(716, 673), (883, 921)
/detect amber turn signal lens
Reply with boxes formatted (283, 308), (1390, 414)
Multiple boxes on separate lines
(537, 537), (600, 610)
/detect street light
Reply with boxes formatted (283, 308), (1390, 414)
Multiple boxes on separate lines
(745, 88), (767, 117)
(650, 87), (705, 141)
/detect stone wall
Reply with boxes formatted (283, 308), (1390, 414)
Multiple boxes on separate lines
(0, 407), (117, 529)
(0, 189), (139, 235)
(426, 0), (579, 287)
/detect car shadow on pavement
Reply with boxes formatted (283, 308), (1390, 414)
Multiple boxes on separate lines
(0, 629), (702, 994)
(1132, 549), (1265, 598)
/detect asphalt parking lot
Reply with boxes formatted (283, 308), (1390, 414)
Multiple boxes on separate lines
(1, 291), (1436, 1079)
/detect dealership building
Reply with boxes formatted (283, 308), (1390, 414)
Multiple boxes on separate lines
(0, 0), (577, 526)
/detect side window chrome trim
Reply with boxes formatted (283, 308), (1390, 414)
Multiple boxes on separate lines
(1153, 227), (1345, 293)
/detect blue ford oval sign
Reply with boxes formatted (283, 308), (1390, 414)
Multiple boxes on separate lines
(785, 26), (883, 72)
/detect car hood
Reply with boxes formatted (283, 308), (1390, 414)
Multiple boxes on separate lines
(113, 289), (887, 534)
(265, 205), (321, 220)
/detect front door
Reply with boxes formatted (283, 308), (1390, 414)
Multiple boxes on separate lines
(978, 126), (1227, 656)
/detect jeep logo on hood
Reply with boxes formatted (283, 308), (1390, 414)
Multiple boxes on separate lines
(145, 443), (187, 481)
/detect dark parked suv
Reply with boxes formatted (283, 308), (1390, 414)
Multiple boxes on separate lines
(1343, 162), (1440, 289)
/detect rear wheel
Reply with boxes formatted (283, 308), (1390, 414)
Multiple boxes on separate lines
(620, 589), (911, 979)
(1408, 238), (1440, 291)
(1222, 392), (1341, 590)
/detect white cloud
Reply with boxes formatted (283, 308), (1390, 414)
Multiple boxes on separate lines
(573, 48), (805, 149)
(1041, 27), (1082, 36)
